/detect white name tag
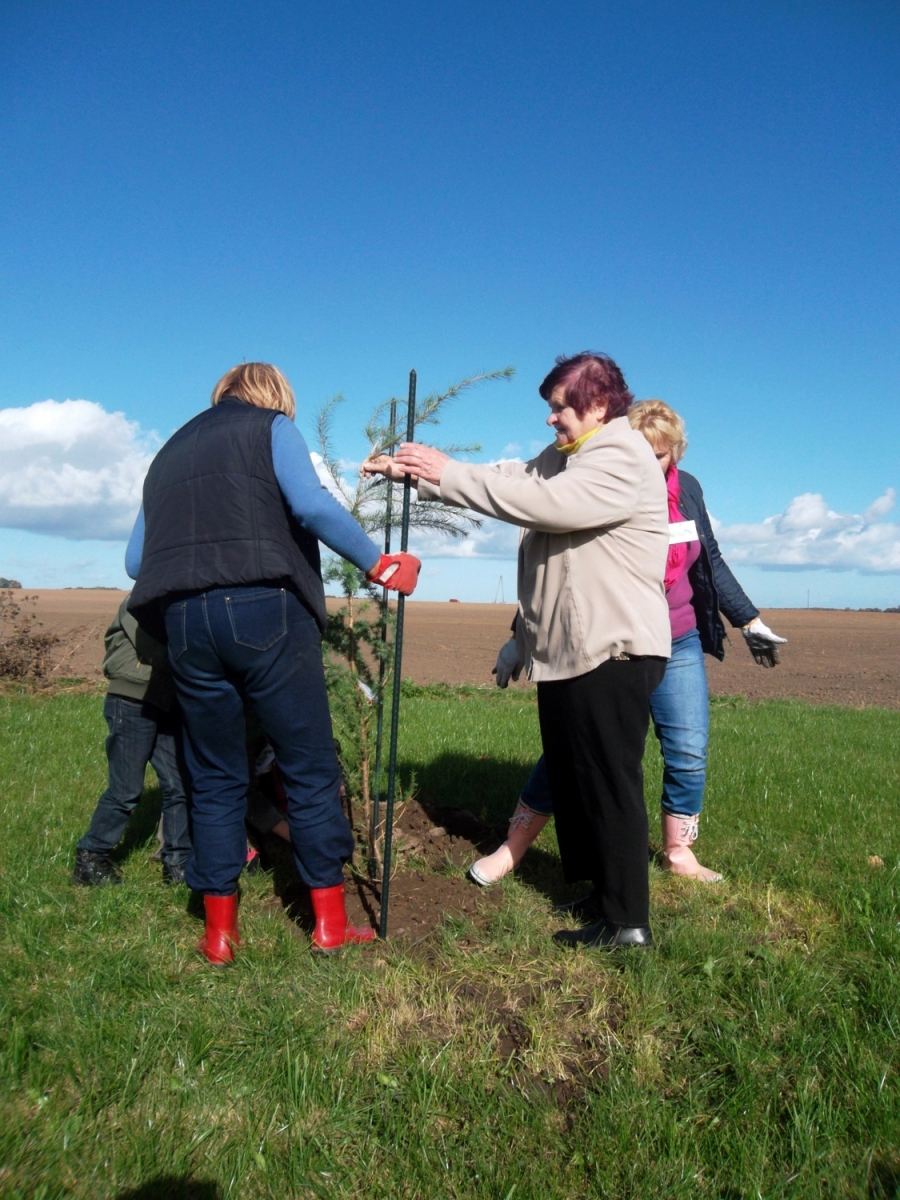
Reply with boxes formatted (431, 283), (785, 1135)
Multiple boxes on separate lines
(669, 519), (698, 545)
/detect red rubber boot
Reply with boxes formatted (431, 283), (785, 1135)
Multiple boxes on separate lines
(197, 894), (240, 964)
(310, 883), (375, 954)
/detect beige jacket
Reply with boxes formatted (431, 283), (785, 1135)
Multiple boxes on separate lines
(418, 416), (671, 682)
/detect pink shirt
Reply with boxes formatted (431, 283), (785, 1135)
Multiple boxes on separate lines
(667, 540), (701, 640)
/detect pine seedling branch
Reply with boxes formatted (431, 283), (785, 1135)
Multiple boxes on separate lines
(314, 367), (514, 876)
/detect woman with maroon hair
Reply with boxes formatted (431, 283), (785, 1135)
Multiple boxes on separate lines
(474, 398), (788, 898)
(364, 353), (671, 949)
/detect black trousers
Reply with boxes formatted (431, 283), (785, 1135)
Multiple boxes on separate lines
(538, 656), (667, 927)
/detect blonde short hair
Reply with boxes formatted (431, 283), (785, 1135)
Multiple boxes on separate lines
(211, 362), (296, 421)
(628, 398), (687, 463)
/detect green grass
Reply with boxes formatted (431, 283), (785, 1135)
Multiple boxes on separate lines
(1, 685), (898, 1199)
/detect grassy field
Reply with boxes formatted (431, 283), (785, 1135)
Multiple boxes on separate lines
(1, 684), (898, 1199)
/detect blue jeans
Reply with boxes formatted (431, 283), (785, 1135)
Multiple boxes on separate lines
(164, 586), (354, 896)
(520, 755), (553, 816)
(648, 628), (709, 817)
(77, 694), (191, 865)
(519, 629), (709, 820)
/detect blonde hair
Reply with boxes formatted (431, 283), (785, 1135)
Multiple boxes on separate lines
(211, 362), (296, 421)
(628, 398), (687, 463)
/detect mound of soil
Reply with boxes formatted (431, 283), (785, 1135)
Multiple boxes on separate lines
(257, 796), (506, 944)
(361, 801), (506, 941)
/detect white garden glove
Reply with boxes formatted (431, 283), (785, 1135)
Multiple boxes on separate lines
(492, 639), (523, 688)
(741, 617), (787, 668)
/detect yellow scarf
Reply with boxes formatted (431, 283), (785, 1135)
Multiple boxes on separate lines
(555, 426), (601, 456)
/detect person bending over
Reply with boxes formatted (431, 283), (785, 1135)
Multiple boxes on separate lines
(127, 362), (420, 963)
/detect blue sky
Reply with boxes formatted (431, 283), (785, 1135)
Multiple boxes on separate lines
(1, 0), (898, 605)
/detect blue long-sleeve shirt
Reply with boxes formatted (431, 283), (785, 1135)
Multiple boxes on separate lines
(126, 415), (380, 579)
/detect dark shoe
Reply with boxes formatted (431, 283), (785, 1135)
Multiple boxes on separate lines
(554, 919), (653, 950)
(162, 860), (187, 885)
(553, 890), (604, 923)
(71, 849), (122, 887)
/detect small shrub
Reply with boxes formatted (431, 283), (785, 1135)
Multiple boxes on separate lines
(0, 590), (61, 682)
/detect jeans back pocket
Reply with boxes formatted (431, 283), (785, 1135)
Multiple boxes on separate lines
(225, 588), (287, 651)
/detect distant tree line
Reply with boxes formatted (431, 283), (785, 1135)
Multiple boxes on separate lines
(0, 577), (22, 589)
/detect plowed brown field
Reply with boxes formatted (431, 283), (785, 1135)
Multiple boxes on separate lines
(15, 590), (900, 708)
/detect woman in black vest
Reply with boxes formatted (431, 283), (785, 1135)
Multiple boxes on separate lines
(127, 362), (420, 963)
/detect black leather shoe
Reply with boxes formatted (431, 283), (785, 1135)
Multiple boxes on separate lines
(71, 849), (122, 887)
(554, 919), (653, 950)
(553, 890), (604, 923)
(162, 860), (187, 885)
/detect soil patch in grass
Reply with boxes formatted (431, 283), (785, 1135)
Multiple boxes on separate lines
(339, 960), (621, 1106)
(255, 795), (506, 943)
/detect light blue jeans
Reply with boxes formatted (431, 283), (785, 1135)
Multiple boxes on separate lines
(519, 628), (709, 819)
(647, 628), (709, 817)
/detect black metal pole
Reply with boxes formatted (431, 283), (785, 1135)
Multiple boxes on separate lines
(379, 369), (416, 939)
(370, 397), (396, 877)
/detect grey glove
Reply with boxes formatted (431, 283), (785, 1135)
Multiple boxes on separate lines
(492, 639), (523, 688)
(741, 617), (787, 668)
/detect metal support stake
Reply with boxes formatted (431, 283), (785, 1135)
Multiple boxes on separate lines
(379, 369), (416, 938)
(370, 397), (396, 878)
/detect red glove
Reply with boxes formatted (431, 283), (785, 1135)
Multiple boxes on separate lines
(366, 552), (422, 596)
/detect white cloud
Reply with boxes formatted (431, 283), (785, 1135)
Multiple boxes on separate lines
(0, 406), (359, 540)
(8, 402), (890, 581)
(716, 488), (900, 574)
(0, 400), (159, 540)
(409, 510), (520, 560)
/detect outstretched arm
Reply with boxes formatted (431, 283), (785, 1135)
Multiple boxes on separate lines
(363, 445), (535, 490)
(275, 418), (420, 594)
(271, 416), (380, 572)
(693, 498), (758, 628)
(689, 477), (787, 666)
(432, 445), (647, 533)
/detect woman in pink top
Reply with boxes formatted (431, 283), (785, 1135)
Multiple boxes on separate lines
(628, 400), (787, 881)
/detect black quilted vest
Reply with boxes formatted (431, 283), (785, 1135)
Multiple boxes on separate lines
(128, 398), (326, 634)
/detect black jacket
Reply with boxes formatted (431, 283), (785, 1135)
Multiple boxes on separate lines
(678, 470), (758, 660)
(128, 399), (327, 635)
